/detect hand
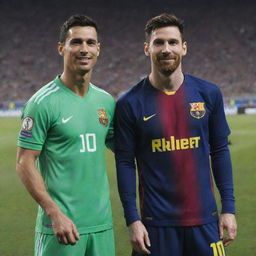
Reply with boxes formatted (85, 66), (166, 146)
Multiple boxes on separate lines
(128, 220), (151, 254)
(219, 213), (237, 246)
(50, 210), (80, 245)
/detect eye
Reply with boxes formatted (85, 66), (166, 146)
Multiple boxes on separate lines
(169, 40), (178, 45)
(153, 39), (164, 46)
(87, 39), (97, 45)
(71, 39), (82, 45)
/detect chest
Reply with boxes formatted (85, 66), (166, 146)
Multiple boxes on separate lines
(48, 100), (110, 142)
(134, 89), (212, 139)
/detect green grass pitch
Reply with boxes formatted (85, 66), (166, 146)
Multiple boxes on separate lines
(0, 115), (255, 255)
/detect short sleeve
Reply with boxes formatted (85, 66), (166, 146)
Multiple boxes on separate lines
(18, 100), (51, 151)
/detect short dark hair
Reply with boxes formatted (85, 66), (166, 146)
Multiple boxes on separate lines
(145, 13), (184, 42)
(59, 14), (98, 43)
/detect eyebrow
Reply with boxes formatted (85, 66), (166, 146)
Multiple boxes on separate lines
(152, 37), (180, 43)
(70, 38), (83, 42)
(70, 37), (97, 43)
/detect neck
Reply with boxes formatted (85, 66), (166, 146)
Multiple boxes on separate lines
(60, 70), (92, 97)
(149, 66), (184, 92)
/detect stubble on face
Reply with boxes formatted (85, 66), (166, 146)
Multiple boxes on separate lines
(146, 26), (186, 77)
(62, 26), (100, 77)
(156, 53), (181, 76)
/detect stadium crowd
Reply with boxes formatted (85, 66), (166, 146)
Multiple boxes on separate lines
(0, 0), (255, 101)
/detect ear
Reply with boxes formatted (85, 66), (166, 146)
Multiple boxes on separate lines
(58, 42), (64, 56)
(97, 42), (100, 57)
(144, 42), (150, 56)
(182, 41), (187, 56)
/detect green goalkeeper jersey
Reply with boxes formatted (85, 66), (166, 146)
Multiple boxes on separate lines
(18, 76), (115, 234)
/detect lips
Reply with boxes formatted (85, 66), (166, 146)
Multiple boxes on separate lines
(76, 56), (92, 60)
(76, 56), (93, 65)
(160, 59), (173, 61)
(159, 57), (176, 61)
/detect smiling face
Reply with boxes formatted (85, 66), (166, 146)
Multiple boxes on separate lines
(144, 26), (187, 76)
(58, 26), (100, 76)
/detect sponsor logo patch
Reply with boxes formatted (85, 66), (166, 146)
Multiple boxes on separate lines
(22, 116), (34, 131)
(152, 136), (201, 152)
(98, 109), (109, 126)
(43, 223), (53, 228)
(190, 102), (206, 119)
(20, 131), (32, 138)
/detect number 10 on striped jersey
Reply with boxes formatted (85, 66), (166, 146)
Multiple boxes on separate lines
(210, 241), (226, 256)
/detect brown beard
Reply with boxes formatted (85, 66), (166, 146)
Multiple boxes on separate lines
(158, 55), (181, 76)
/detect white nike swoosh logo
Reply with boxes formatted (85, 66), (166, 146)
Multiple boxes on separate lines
(62, 116), (73, 123)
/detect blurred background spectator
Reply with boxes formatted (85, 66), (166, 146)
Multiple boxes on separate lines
(0, 0), (255, 101)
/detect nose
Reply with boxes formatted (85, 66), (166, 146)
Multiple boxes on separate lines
(161, 42), (171, 54)
(80, 42), (89, 54)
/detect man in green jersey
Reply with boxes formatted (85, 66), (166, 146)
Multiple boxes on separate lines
(16, 14), (115, 256)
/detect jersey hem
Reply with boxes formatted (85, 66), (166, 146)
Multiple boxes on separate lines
(142, 215), (219, 227)
(35, 222), (113, 235)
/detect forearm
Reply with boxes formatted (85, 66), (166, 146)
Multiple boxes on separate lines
(16, 157), (60, 217)
(16, 148), (79, 244)
(210, 137), (235, 213)
(114, 99), (140, 224)
(115, 151), (140, 225)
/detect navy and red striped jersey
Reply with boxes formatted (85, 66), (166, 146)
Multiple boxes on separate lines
(114, 74), (235, 227)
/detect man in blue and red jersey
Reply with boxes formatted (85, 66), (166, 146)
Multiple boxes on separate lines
(114, 13), (237, 256)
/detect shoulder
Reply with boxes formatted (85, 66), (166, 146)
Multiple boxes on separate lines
(185, 74), (225, 112)
(185, 74), (221, 95)
(22, 79), (62, 119)
(117, 78), (146, 105)
(28, 79), (61, 107)
(90, 84), (115, 116)
(90, 84), (115, 103)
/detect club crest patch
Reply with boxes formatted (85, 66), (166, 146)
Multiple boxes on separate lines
(190, 102), (206, 119)
(98, 109), (109, 126)
(22, 116), (34, 131)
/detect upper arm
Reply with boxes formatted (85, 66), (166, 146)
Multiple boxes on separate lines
(209, 88), (230, 151)
(114, 99), (136, 155)
(16, 147), (41, 170)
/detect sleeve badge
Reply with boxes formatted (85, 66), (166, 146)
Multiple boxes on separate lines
(22, 116), (34, 131)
